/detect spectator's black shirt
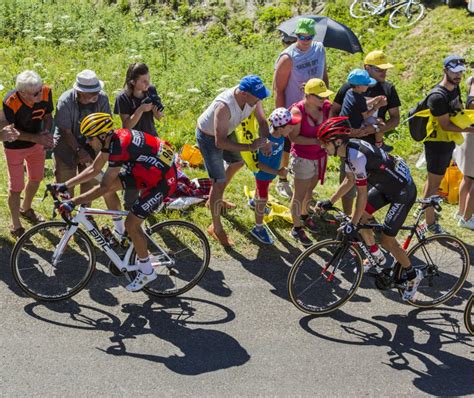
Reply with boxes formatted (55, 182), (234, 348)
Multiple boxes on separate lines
(426, 84), (462, 117)
(113, 85), (159, 136)
(3, 86), (54, 149)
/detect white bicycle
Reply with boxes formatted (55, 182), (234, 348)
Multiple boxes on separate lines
(10, 184), (210, 301)
(350, 0), (425, 29)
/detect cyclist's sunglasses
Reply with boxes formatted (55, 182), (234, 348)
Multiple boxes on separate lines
(296, 34), (314, 41)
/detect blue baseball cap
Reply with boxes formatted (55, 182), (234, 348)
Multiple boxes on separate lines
(347, 68), (377, 86)
(239, 75), (271, 100)
(443, 55), (466, 73)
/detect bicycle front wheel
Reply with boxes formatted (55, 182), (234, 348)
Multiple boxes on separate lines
(129, 220), (210, 297)
(397, 234), (470, 307)
(389, 1), (425, 28)
(287, 240), (363, 315)
(464, 295), (473, 336)
(11, 221), (96, 301)
(350, 0), (383, 18)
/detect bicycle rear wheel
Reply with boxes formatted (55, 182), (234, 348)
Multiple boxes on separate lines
(11, 221), (96, 301)
(129, 220), (210, 297)
(397, 234), (470, 307)
(389, 1), (425, 28)
(287, 240), (363, 315)
(464, 295), (473, 336)
(350, 0), (384, 18)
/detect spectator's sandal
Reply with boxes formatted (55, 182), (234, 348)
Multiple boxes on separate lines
(10, 226), (25, 239)
(20, 208), (45, 224)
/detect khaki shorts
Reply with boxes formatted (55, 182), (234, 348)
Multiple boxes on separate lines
(290, 155), (320, 180)
(53, 154), (98, 197)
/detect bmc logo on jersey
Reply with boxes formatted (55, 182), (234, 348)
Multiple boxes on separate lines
(136, 154), (164, 168)
(131, 130), (144, 147)
(142, 192), (163, 212)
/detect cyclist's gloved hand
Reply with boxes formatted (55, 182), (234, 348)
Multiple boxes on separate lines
(316, 199), (333, 211)
(59, 200), (75, 217)
(339, 221), (358, 239)
(51, 183), (71, 199)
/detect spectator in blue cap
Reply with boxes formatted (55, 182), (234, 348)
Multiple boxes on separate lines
(196, 74), (271, 246)
(340, 69), (388, 135)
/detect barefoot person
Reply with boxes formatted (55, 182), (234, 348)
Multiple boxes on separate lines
(196, 75), (271, 246)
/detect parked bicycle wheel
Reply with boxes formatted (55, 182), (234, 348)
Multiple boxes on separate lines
(287, 240), (364, 315)
(397, 235), (470, 307)
(464, 295), (473, 335)
(128, 220), (210, 297)
(349, 0), (384, 18)
(388, 1), (425, 28)
(11, 221), (96, 301)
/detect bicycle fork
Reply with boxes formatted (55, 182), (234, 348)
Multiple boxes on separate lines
(320, 244), (349, 282)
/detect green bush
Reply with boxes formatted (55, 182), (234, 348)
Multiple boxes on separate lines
(256, 5), (292, 33)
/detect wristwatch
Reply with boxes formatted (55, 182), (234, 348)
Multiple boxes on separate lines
(373, 124), (380, 133)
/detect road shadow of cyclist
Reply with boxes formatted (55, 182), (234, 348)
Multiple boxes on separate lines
(97, 299), (250, 375)
(299, 306), (473, 395)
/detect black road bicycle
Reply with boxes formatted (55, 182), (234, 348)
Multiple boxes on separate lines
(465, 294), (473, 335)
(288, 196), (470, 315)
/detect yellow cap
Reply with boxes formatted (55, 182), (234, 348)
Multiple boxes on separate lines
(364, 50), (394, 69)
(304, 78), (334, 97)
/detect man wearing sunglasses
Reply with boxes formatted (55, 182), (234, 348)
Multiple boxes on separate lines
(2, 70), (54, 238)
(330, 50), (401, 215)
(273, 17), (328, 199)
(53, 70), (111, 202)
(422, 55), (474, 234)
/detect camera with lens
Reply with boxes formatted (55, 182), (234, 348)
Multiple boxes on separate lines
(142, 93), (164, 112)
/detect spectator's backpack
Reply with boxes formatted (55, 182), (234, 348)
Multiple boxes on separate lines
(407, 87), (445, 142)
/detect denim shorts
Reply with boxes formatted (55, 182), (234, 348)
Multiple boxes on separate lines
(195, 129), (242, 183)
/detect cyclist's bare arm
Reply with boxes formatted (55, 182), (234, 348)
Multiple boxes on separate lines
(352, 184), (368, 225)
(329, 173), (356, 206)
(71, 166), (122, 206)
(65, 151), (109, 189)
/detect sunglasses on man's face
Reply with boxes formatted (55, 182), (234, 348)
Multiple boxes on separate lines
(23, 89), (42, 97)
(297, 34), (314, 41)
(447, 59), (466, 68)
(369, 65), (386, 73)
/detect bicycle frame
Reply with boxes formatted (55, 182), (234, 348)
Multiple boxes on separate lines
(51, 205), (174, 273)
(363, 0), (418, 15)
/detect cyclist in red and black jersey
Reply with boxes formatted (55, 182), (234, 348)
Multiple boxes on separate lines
(316, 117), (423, 301)
(52, 113), (177, 291)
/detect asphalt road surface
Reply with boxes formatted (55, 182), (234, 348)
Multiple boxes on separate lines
(0, 241), (472, 396)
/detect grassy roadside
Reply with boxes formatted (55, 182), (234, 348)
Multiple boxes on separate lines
(0, 1), (473, 258)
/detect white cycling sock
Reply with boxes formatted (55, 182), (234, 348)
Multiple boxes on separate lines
(112, 216), (125, 235)
(138, 257), (153, 274)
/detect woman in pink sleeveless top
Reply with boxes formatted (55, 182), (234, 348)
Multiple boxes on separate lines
(288, 78), (333, 247)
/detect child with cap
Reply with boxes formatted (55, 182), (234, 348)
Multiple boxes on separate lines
(340, 68), (388, 148)
(249, 108), (301, 244)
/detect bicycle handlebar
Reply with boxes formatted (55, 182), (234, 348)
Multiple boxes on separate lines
(44, 184), (74, 224)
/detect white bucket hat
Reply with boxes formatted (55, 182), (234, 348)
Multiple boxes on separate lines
(73, 69), (104, 93)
